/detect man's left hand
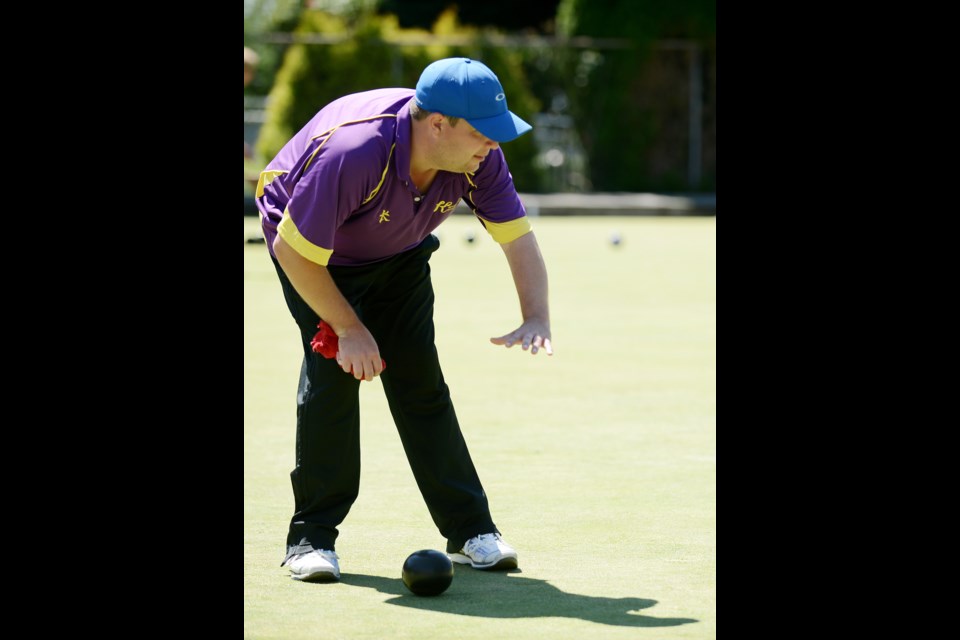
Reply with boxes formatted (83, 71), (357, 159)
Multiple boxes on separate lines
(490, 320), (553, 356)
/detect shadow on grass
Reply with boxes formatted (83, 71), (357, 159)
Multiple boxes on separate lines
(338, 567), (697, 628)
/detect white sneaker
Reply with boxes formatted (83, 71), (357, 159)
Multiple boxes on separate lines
(284, 549), (340, 581)
(449, 533), (518, 570)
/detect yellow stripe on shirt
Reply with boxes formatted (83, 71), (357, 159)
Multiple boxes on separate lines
(256, 169), (288, 198)
(361, 143), (395, 205)
(309, 115), (397, 143)
(479, 216), (532, 244)
(277, 209), (334, 266)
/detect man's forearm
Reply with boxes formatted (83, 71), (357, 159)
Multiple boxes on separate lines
(273, 235), (362, 337)
(501, 231), (550, 323)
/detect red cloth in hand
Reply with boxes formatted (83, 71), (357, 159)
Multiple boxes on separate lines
(309, 320), (340, 359)
(310, 320), (386, 373)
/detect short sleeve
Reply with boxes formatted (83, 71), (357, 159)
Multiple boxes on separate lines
(464, 149), (531, 244)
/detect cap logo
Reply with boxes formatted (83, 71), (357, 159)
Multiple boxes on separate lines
(495, 93), (506, 101)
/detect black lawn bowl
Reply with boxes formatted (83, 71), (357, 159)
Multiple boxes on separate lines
(401, 549), (454, 596)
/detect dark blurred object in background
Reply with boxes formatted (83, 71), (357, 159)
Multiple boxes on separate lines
(379, 1), (563, 31)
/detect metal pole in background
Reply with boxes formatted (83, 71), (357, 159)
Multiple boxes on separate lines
(659, 39), (704, 190)
(688, 44), (702, 190)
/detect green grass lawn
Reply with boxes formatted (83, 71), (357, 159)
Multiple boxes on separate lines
(244, 214), (716, 639)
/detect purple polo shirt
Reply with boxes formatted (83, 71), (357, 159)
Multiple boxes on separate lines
(256, 88), (531, 267)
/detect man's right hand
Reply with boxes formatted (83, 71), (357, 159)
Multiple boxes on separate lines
(335, 325), (385, 381)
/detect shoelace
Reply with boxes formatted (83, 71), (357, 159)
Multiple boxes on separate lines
(283, 549), (338, 568)
(293, 549), (338, 562)
(464, 534), (500, 557)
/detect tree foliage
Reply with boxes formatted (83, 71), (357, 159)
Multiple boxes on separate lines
(378, 0), (562, 31)
(252, 1), (717, 193)
(556, 0), (716, 191)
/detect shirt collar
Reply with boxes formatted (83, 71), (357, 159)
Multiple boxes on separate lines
(394, 98), (413, 184)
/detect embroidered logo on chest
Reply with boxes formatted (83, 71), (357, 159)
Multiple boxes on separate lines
(433, 200), (456, 214)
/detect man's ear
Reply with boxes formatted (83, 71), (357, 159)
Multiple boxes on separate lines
(428, 113), (445, 136)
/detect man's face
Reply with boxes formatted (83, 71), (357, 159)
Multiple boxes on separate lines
(434, 118), (500, 174)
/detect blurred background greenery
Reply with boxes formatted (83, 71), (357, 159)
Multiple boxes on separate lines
(244, 0), (716, 195)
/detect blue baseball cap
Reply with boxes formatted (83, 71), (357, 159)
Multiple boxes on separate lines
(415, 58), (532, 143)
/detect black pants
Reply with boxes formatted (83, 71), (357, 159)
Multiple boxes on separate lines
(273, 234), (497, 562)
